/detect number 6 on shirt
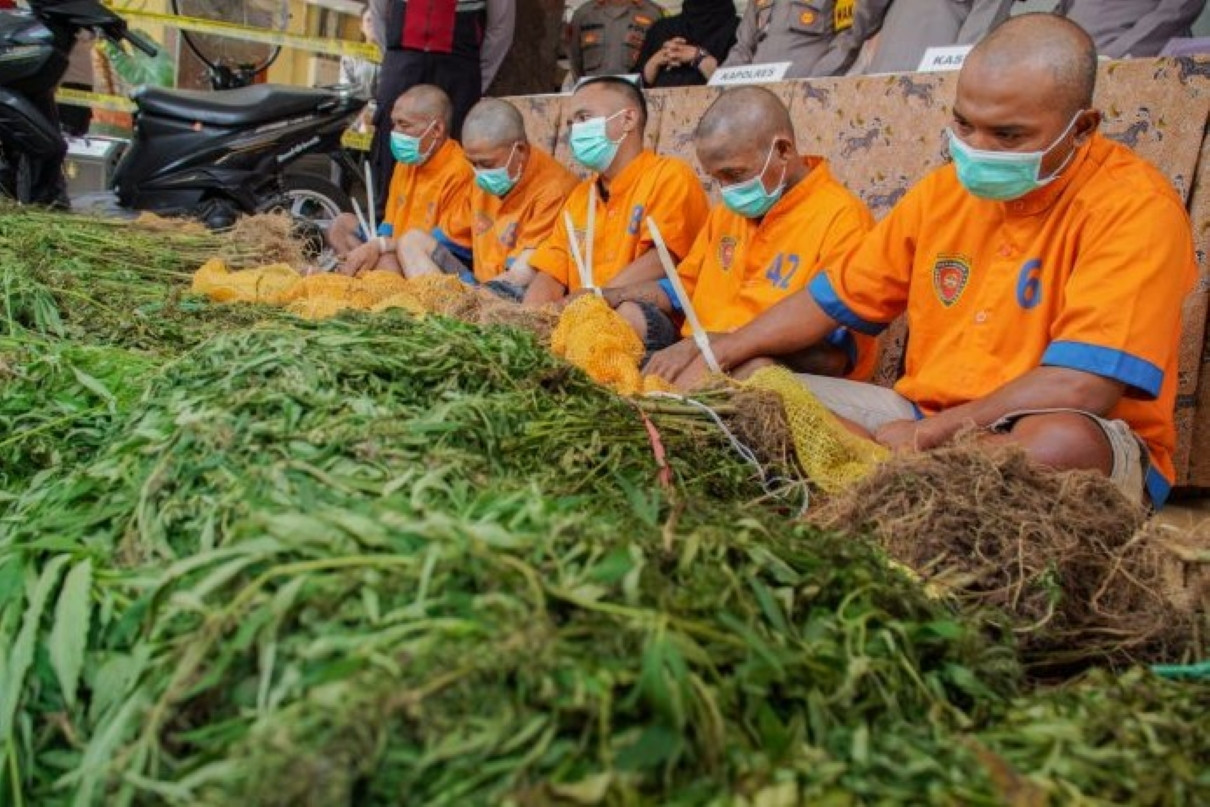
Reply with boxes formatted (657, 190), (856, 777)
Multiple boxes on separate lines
(1017, 258), (1043, 310)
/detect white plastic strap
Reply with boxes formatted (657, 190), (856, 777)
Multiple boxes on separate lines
(646, 216), (720, 373)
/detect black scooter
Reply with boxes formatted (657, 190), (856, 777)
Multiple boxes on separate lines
(0, 0), (367, 229)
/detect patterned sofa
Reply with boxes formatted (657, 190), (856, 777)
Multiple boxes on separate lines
(504, 57), (1210, 489)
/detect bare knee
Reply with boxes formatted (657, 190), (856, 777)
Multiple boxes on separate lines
(615, 301), (648, 341)
(398, 229), (439, 278)
(327, 213), (361, 254)
(1006, 412), (1113, 476)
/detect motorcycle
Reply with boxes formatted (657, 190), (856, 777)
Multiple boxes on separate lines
(0, 0), (367, 231)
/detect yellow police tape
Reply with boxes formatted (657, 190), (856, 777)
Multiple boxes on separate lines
(53, 89), (374, 151)
(54, 87), (136, 113)
(105, 3), (382, 63)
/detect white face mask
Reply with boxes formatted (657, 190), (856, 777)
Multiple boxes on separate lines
(947, 112), (1083, 202)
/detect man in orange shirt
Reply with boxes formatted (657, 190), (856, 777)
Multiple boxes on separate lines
(606, 87), (876, 379)
(667, 14), (1197, 507)
(396, 98), (578, 298)
(522, 76), (710, 352)
(329, 85), (473, 276)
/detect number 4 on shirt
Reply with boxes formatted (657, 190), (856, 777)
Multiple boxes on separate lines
(766, 253), (800, 290)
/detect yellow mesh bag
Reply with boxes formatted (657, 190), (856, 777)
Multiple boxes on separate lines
(358, 270), (411, 304)
(742, 365), (888, 494)
(407, 273), (469, 314)
(279, 272), (357, 304)
(285, 297), (354, 320)
(552, 295), (646, 395)
(370, 292), (427, 315)
(191, 259), (300, 305)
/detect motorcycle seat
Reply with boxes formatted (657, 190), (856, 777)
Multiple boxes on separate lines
(134, 84), (338, 127)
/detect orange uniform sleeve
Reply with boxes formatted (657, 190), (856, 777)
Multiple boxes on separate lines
(1040, 191), (1195, 400)
(380, 165), (407, 238)
(433, 170), (474, 260)
(528, 191), (580, 287)
(807, 177), (925, 336)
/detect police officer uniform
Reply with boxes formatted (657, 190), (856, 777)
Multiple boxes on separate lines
(1057, 0), (1205, 58)
(721, 0), (866, 78)
(566, 0), (665, 78)
(849, 0), (1016, 74)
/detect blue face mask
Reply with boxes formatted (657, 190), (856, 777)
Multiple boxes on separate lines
(569, 111), (626, 172)
(947, 113), (1082, 202)
(390, 120), (436, 165)
(720, 142), (787, 219)
(473, 143), (520, 197)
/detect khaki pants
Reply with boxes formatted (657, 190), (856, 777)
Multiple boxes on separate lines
(796, 374), (1148, 506)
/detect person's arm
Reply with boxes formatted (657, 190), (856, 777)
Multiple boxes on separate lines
(637, 24), (671, 85)
(369, 0), (391, 50)
(874, 368), (1125, 451)
(567, 14), (585, 79)
(810, 0), (892, 76)
(523, 271), (568, 304)
(1095, 0), (1205, 57)
(481, 0), (516, 91)
(602, 279), (673, 310)
(720, 1), (757, 67)
(604, 250), (666, 288)
(954, 0), (1017, 45)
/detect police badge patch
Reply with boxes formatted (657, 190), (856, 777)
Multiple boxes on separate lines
(932, 254), (971, 307)
(718, 235), (738, 271)
(473, 211), (493, 236)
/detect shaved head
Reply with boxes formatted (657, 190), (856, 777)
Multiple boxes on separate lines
(695, 86), (797, 161)
(394, 84), (454, 132)
(964, 13), (1097, 117)
(463, 98), (527, 148)
(574, 76), (648, 130)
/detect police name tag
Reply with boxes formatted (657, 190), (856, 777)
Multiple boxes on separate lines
(917, 46), (972, 73)
(708, 62), (792, 86)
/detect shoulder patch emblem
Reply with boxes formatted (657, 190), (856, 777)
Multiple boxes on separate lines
(633, 14), (653, 25)
(932, 253), (971, 307)
(718, 235), (738, 271)
(833, 0), (854, 30)
(499, 221), (519, 249)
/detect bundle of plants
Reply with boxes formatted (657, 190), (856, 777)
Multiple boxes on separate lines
(809, 441), (1193, 669)
(0, 206), (303, 351)
(0, 313), (1026, 805)
(0, 336), (156, 496)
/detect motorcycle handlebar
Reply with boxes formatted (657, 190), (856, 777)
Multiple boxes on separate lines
(122, 27), (159, 57)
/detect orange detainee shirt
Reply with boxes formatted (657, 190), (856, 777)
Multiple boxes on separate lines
(678, 156), (876, 379)
(380, 138), (474, 258)
(528, 149), (710, 291)
(461, 147), (579, 283)
(808, 134), (1196, 504)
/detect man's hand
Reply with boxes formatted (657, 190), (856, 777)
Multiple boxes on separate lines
(873, 417), (952, 453)
(646, 338), (703, 385)
(339, 241), (381, 277)
(669, 353), (713, 391)
(872, 419), (920, 452)
(664, 39), (701, 66)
